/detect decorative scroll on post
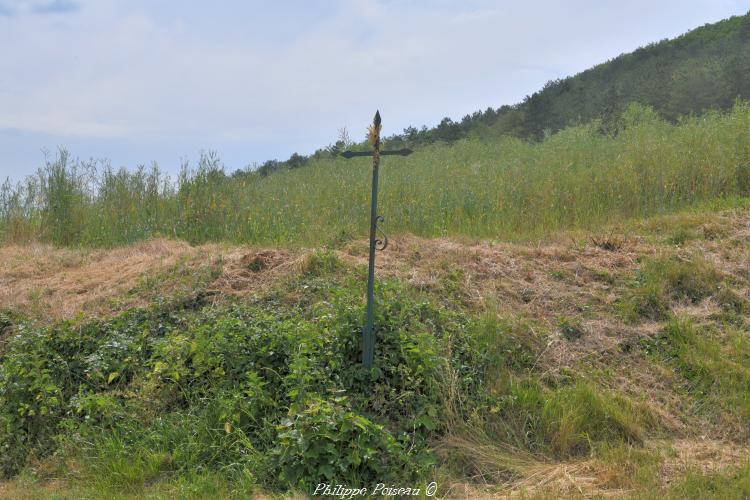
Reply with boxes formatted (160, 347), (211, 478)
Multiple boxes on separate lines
(340, 111), (412, 368)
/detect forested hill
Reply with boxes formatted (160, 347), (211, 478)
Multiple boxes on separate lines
(258, 11), (750, 174)
(389, 10), (750, 145)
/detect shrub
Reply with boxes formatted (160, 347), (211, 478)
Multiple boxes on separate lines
(273, 397), (414, 490)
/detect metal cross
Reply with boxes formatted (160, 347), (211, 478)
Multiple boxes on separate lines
(340, 111), (412, 368)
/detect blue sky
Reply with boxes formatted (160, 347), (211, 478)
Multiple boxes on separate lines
(2, 0), (750, 180)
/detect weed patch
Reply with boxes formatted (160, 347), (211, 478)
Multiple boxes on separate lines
(481, 379), (647, 459)
(667, 461), (750, 498)
(642, 318), (750, 433)
(302, 250), (342, 277)
(557, 316), (584, 341)
(716, 286), (749, 314)
(620, 255), (723, 321)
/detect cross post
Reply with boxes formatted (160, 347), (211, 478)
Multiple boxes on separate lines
(340, 111), (412, 368)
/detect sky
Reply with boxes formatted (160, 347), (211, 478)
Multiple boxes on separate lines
(2, 0), (750, 180)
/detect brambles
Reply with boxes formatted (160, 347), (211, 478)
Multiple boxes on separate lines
(0, 277), (477, 491)
(273, 397), (414, 490)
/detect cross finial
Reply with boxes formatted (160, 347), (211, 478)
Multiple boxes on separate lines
(369, 111), (382, 149)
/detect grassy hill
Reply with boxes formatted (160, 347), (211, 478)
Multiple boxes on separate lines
(267, 11), (750, 169)
(1, 205), (750, 497)
(383, 11), (750, 146)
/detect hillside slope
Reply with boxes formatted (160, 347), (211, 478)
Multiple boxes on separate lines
(1, 204), (749, 497)
(389, 11), (750, 146)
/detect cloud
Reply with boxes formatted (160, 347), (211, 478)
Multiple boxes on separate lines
(32, 0), (79, 14)
(0, 0), (79, 16)
(0, 0), (16, 15)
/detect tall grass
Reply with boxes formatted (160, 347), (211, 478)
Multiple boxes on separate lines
(2, 102), (750, 247)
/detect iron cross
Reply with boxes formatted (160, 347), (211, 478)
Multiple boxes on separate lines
(340, 111), (412, 368)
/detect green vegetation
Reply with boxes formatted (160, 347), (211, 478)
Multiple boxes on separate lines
(3, 11), (750, 497)
(0, 257), (665, 497)
(619, 255), (724, 322)
(643, 318), (750, 433)
(667, 462), (750, 499)
(3, 101), (750, 247)
(0, 266), (476, 494)
(1, 211), (750, 496)
(385, 11), (750, 145)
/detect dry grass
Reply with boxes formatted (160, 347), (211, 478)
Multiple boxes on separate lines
(659, 439), (750, 483)
(0, 239), (201, 320)
(439, 438), (750, 498)
(4, 206), (749, 334)
(0, 238), (304, 321)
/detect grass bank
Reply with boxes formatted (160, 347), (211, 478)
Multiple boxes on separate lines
(2, 204), (750, 497)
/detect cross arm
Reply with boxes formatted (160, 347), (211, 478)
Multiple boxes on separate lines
(340, 148), (412, 159)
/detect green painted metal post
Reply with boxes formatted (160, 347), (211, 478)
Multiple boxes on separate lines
(340, 111), (411, 368)
(362, 111), (381, 368)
